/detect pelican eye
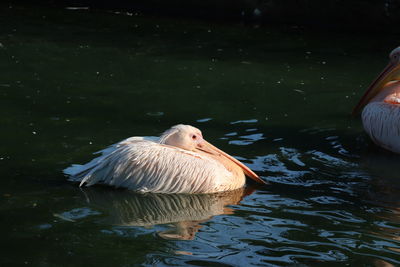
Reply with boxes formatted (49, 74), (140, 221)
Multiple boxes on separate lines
(191, 134), (197, 140)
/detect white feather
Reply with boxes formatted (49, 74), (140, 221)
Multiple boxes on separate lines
(64, 136), (242, 194)
(362, 102), (400, 154)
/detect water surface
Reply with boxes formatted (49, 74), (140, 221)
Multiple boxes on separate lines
(1, 5), (400, 266)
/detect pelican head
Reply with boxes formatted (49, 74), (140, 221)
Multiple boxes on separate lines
(159, 124), (203, 151)
(353, 46), (400, 114)
(159, 124), (266, 184)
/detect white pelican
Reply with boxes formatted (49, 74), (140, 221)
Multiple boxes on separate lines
(353, 47), (400, 154)
(64, 124), (266, 193)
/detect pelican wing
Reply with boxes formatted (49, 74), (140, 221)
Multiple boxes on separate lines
(362, 102), (400, 153)
(63, 136), (158, 180)
(64, 138), (233, 193)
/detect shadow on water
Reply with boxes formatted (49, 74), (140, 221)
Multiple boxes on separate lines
(360, 149), (400, 210)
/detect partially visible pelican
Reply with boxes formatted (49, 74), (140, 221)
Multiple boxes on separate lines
(64, 124), (266, 193)
(353, 47), (400, 154)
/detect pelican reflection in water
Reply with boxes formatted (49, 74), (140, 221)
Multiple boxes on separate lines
(79, 186), (255, 240)
(64, 124), (265, 193)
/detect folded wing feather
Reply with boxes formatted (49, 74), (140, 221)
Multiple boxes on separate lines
(64, 137), (232, 193)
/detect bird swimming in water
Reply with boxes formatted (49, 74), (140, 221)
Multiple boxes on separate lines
(353, 47), (400, 154)
(64, 124), (266, 193)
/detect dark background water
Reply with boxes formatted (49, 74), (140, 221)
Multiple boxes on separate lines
(1, 4), (400, 266)
(6, 0), (400, 31)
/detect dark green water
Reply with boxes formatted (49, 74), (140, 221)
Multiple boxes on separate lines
(1, 5), (400, 266)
